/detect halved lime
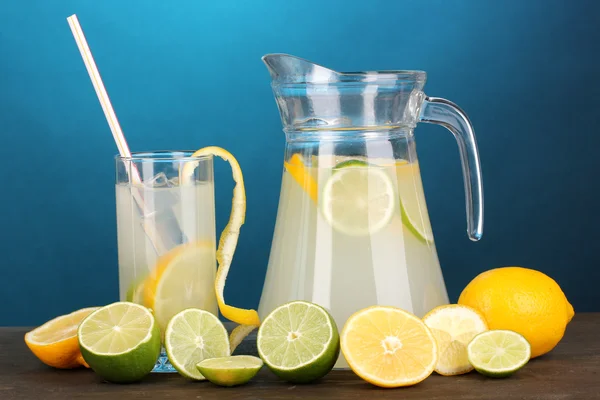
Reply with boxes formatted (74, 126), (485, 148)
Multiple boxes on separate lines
(78, 302), (161, 383)
(164, 308), (230, 380)
(467, 330), (531, 378)
(197, 355), (263, 386)
(321, 161), (395, 236)
(257, 301), (339, 383)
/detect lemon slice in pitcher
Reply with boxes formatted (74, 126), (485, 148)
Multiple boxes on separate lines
(180, 147), (260, 348)
(321, 160), (395, 236)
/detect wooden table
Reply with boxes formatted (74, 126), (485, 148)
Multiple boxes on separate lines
(2, 314), (599, 399)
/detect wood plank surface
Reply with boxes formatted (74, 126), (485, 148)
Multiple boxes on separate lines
(1, 314), (599, 399)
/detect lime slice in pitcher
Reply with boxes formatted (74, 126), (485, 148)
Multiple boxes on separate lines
(321, 160), (395, 236)
(395, 161), (433, 243)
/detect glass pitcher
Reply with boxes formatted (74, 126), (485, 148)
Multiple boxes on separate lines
(258, 54), (484, 366)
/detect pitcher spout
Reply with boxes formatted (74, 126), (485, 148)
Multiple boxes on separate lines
(262, 53), (339, 84)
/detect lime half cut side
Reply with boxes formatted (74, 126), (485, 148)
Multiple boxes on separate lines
(322, 161), (395, 236)
(164, 308), (230, 380)
(257, 301), (339, 383)
(197, 355), (263, 387)
(78, 302), (161, 383)
(467, 330), (531, 378)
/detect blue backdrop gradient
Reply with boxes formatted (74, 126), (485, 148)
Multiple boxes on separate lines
(1, 0), (599, 325)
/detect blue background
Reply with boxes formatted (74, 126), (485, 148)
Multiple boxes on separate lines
(1, 0), (598, 325)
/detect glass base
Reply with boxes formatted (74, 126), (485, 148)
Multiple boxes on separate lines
(152, 347), (176, 373)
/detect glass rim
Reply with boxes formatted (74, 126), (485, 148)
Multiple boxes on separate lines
(115, 150), (213, 162)
(273, 70), (427, 86)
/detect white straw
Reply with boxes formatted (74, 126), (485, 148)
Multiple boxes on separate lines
(67, 15), (132, 160)
(67, 14), (167, 254)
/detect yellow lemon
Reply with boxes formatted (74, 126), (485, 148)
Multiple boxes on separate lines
(458, 266), (574, 358)
(25, 307), (100, 369)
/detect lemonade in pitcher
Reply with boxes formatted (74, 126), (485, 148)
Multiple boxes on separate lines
(260, 152), (448, 325)
(258, 54), (484, 368)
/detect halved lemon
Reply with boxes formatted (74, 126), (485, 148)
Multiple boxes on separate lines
(341, 306), (437, 388)
(422, 304), (488, 375)
(25, 307), (100, 369)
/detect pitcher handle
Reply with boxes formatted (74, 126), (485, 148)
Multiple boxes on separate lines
(419, 97), (484, 241)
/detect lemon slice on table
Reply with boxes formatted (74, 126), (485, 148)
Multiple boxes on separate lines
(180, 146), (260, 349)
(341, 306), (437, 388)
(25, 307), (100, 369)
(423, 304), (488, 376)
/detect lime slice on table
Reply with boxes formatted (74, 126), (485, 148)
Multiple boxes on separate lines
(78, 302), (161, 383)
(196, 355), (263, 387)
(164, 308), (230, 380)
(257, 301), (340, 383)
(321, 160), (395, 236)
(144, 241), (217, 335)
(467, 330), (531, 378)
(423, 304), (488, 376)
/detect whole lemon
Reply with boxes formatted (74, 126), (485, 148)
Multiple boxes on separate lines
(458, 266), (574, 358)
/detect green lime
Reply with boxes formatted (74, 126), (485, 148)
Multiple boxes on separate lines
(257, 301), (340, 383)
(78, 302), (161, 383)
(196, 355), (263, 387)
(125, 277), (146, 304)
(467, 330), (531, 378)
(400, 200), (433, 243)
(322, 161), (395, 236)
(164, 308), (230, 380)
(333, 159), (371, 169)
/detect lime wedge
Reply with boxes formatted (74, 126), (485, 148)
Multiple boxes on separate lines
(196, 355), (263, 386)
(321, 161), (395, 236)
(467, 330), (531, 378)
(400, 200), (433, 243)
(78, 302), (161, 383)
(257, 301), (339, 383)
(164, 308), (230, 380)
